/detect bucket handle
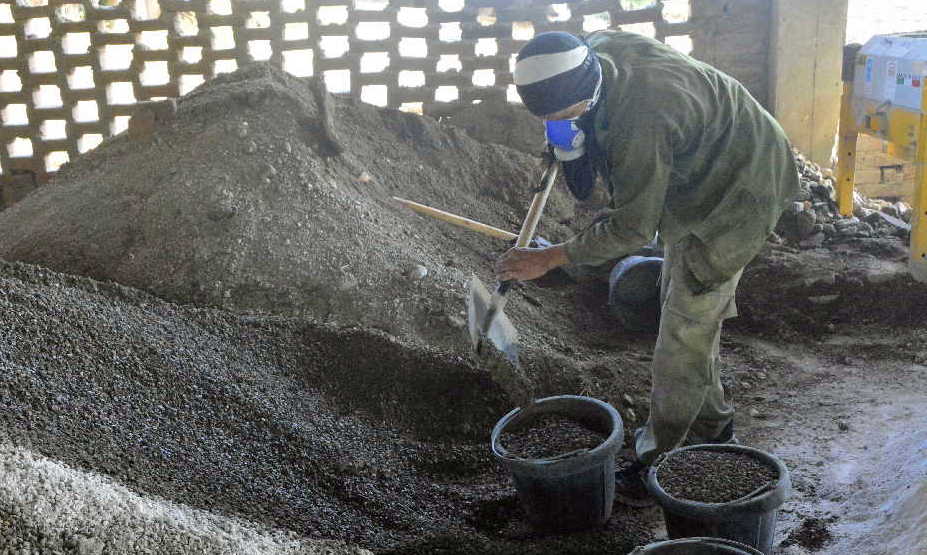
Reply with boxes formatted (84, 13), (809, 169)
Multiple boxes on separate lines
(498, 447), (591, 462)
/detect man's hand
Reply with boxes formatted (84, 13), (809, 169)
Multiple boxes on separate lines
(496, 244), (570, 282)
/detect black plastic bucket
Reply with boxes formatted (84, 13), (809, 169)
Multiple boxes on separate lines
(608, 256), (663, 333)
(646, 445), (791, 555)
(629, 537), (764, 554)
(491, 395), (623, 532)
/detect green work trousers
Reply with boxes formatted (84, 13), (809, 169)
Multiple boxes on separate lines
(634, 239), (742, 465)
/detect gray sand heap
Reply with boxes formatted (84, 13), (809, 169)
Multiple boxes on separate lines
(0, 63), (576, 351)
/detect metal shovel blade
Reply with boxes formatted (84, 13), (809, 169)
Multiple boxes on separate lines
(467, 276), (519, 365)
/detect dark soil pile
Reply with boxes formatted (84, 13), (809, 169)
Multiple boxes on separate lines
(500, 415), (607, 459)
(782, 517), (835, 551)
(0, 63), (577, 354)
(657, 449), (778, 504)
(0, 258), (656, 553)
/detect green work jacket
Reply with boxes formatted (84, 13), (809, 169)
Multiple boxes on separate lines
(563, 31), (800, 290)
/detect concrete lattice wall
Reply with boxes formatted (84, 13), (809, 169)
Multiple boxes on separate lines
(0, 0), (702, 191)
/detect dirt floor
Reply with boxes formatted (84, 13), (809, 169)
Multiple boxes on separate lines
(0, 64), (925, 554)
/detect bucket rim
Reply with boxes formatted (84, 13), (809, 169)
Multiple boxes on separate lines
(645, 443), (791, 517)
(630, 536), (764, 554)
(490, 395), (623, 466)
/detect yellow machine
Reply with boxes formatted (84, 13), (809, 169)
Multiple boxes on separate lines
(837, 33), (927, 282)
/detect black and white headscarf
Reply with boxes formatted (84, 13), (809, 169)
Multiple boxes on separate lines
(514, 32), (608, 201)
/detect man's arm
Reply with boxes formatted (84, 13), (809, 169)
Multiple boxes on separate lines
(562, 112), (678, 267)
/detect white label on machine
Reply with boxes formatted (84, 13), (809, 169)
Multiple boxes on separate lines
(884, 60), (898, 101)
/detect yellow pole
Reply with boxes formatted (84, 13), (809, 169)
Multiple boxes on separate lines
(835, 81), (859, 217)
(911, 115), (927, 282)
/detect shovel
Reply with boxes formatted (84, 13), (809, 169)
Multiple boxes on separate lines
(468, 158), (560, 365)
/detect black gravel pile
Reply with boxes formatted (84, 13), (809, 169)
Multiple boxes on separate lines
(0, 259), (654, 552)
(657, 449), (778, 504)
(501, 415), (606, 459)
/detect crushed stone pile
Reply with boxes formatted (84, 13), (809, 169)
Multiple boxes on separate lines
(0, 63), (579, 354)
(0, 258), (655, 553)
(776, 152), (913, 249)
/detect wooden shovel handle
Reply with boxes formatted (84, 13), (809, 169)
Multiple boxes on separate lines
(515, 161), (560, 249)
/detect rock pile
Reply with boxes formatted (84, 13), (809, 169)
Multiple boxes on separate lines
(777, 152), (912, 249)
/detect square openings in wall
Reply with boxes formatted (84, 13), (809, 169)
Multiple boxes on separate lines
(283, 49), (313, 77)
(179, 74), (205, 95)
(436, 54), (461, 73)
(248, 40), (272, 61)
(399, 102), (422, 115)
(55, 4), (85, 23)
(111, 115), (131, 136)
(435, 86), (458, 102)
(317, 6), (348, 26)
(622, 22), (656, 39)
(98, 19), (130, 34)
(397, 8), (427, 28)
(107, 82), (136, 105)
(7, 138), (33, 158)
(512, 22), (534, 41)
(34, 85), (63, 109)
(46, 151), (70, 172)
(0, 36), (17, 58)
(63, 32), (91, 55)
(73, 100), (99, 123)
(211, 26), (235, 50)
(360, 84), (387, 107)
(439, 23), (461, 43)
(319, 36), (349, 58)
(507, 84), (520, 103)
(472, 69), (495, 87)
(180, 47), (202, 65)
(438, 0), (463, 13)
(214, 59), (238, 75)
(583, 13), (610, 33)
(355, 0), (388, 11)
(208, 0), (232, 16)
(2, 104), (28, 126)
(0, 70), (21, 92)
(323, 69), (350, 94)
(399, 38), (426, 58)
(666, 35), (693, 55)
(360, 52), (389, 73)
(29, 51), (56, 74)
(100, 44), (133, 71)
(246, 12), (271, 29)
(68, 66), (94, 89)
(0, 4), (12, 24)
(663, 0), (690, 23)
(24, 17), (51, 40)
(284, 23), (309, 41)
(398, 70), (425, 88)
(138, 30), (169, 51)
(175, 12), (199, 37)
(78, 133), (103, 153)
(41, 119), (67, 140)
(281, 0), (305, 14)
(356, 22), (389, 41)
(141, 61), (170, 86)
(548, 4), (570, 22)
(475, 38), (497, 57)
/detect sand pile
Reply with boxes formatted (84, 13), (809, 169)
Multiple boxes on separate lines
(0, 63), (577, 353)
(0, 258), (656, 553)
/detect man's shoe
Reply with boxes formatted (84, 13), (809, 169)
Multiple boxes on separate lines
(614, 461), (656, 508)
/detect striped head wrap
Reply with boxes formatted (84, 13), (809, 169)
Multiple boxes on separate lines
(514, 32), (602, 117)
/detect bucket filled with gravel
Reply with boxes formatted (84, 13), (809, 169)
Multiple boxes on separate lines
(646, 445), (790, 555)
(491, 395), (623, 532)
